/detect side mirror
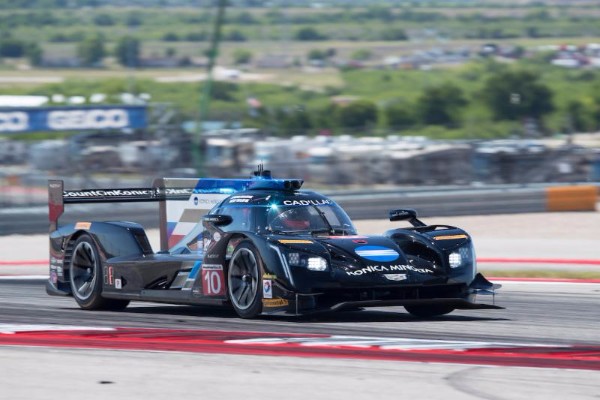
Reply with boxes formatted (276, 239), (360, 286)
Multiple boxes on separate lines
(203, 214), (232, 227)
(389, 209), (418, 222)
(389, 209), (426, 227)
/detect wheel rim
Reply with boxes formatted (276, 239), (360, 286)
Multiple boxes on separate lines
(228, 248), (259, 311)
(70, 241), (97, 301)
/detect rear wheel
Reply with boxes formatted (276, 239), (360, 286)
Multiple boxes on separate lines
(69, 235), (129, 311)
(227, 241), (263, 319)
(404, 304), (454, 318)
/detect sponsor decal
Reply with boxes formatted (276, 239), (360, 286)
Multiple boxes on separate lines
(346, 264), (433, 276)
(48, 109), (129, 130)
(191, 197), (220, 205)
(352, 239), (368, 244)
(278, 239), (313, 244)
(50, 271), (57, 284)
(229, 195), (253, 203)
(0, 112), (28, 132)
(213, 232), (222, 242)
(202, 264), (225, 296)
(64, 189), (153, 198)
(263, 273), (277, 279)
(50, 256), (63, 268)
(262, 298), (289, 307)
(384, 274), (407, 281)
(165, 188), (194, 196)
(355, 246), (399, 262)
(115, 278), (122, 289)
(282, 199), (331, 206)
(0, 106), (146, 133)
(74, 222), (92, 230)
(108, 266), (114, 285)
(433, 234), (469, 241)
(263, 280), (273, 299)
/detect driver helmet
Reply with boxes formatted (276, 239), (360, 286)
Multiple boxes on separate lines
(281, 207), (311, 230)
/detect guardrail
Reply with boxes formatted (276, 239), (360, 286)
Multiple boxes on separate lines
(0, 184), (597, 235)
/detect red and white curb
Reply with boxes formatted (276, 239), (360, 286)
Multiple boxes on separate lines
(0, 325), (598, 371)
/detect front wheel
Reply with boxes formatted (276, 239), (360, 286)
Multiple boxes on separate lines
(404, 304), (454, 318)
(227, 241), (263, 319)
(69, 234), (129, 311)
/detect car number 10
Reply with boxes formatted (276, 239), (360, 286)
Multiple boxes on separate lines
(201, 264), (225, 296)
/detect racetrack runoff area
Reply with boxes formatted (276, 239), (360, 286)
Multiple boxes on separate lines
(0, 345), (596, 400)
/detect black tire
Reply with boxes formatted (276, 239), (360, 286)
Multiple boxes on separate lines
(69, 234), (129, 311)
(227, 241), (263, 319)
(404, 304), (455, 318)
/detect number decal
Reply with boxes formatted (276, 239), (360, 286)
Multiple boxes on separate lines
(201, 264), (225, 296)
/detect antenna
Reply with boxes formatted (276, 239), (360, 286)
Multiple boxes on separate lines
(254, 163), (264, 177)
(253, 163), (272, 179)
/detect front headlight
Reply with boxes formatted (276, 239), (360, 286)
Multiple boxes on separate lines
(448, 244), (474, 269)
(288, 252), (328, 271)
(449, 252), (462, 268)
(307, 256), (328, 271)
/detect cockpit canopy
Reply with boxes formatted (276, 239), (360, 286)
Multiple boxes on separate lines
(215, 190), (357, 235)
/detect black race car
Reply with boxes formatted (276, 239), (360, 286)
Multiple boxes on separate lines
(46, 169), (501, 318)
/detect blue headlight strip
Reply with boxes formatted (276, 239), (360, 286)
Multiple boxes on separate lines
(193, 179), (255, 194)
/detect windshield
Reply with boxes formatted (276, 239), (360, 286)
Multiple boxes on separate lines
(265, 204), (356, 235)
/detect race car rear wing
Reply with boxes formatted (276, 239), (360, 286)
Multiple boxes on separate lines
(48, 178), (255, 251)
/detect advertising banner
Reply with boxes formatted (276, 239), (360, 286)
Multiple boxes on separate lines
(0, 105), (147, 133)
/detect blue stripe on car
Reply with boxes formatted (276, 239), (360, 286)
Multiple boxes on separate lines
(355, 246), (399, 262)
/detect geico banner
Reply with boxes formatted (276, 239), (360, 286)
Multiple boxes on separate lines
(0, 106), (147, 133)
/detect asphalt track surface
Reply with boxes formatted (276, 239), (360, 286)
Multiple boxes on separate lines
(1, 212), (599, 399)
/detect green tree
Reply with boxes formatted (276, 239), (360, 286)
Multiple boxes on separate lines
(165, 47), (176, 58)
(209, 81), (238, 102)
(224, 29), (246, 42)
(307, 49), (327, 61)
(77, 34), (105, 67)
(114, 36), (141, 67)
(126, 12), (142, 27)
(335, 100), (378, 130)
(25, 42), (42, 66)
(275, 107), (312, 134)
(0, 38), (25, 57)
(162, 32), (180, 42)
(483, 70), (554, 121)
(381, 28), (408, 41)
(416, 83), (468, 126)
(93, 13), (115, 26)
(295, 27), (327, 41)
(565, 100), (592, 133)
(233, 48), (252, 65)
(385, 102), (417, 129)
(351, 49), (372, 61)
